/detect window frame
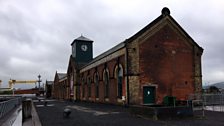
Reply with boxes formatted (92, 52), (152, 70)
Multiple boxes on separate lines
(94, 72), (99, 98)
(103, 69), (110, 98)
(114, 64), (123, 98)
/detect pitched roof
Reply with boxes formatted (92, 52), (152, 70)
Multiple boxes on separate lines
(46, 81), (53, 85)
(80, 42), (125, 69)
(126, 7), (203, 51)
(57, 73), (67, 80)
(67, 55), (88, 71)
(79, 7), (203, 71)
(71, 35), (93, 45)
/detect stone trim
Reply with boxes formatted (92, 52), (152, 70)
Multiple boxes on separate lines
(80, 48), (125, 72)
(104, 98), (109, 102)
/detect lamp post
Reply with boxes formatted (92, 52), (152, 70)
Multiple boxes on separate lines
(38, 75), (41, 92)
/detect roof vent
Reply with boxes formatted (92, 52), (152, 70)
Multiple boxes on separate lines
(162, 7), (170, 16)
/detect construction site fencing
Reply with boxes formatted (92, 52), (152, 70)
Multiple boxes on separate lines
(0, 96), (22, 119)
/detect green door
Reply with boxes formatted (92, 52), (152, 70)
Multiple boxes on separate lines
(143, 86), (155, 104)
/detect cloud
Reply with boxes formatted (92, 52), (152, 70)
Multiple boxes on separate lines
(0, 0), (224, 88)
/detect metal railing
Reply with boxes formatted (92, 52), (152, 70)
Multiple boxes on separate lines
(189, 93), (224, 112)
(203, 94), (224, 106)
(0, 97), (22, 119)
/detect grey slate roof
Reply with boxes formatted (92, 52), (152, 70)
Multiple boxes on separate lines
(46, 81), (53, 85)
(57, 73), (67, 80)
(125, 7), (203, 51)
(80, 42), (125, 69)
(69, 55), (88, 69)
(78, 7), (203, 70)
(71, 35), (93, 45)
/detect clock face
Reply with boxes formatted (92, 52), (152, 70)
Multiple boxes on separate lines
(81, 45), (88, 51)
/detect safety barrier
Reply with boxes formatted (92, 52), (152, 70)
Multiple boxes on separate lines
(0, 97), (22, 119)
(189, 93), (224, 112)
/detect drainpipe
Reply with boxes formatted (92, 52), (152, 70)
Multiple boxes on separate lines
(125, 42), (130, 106)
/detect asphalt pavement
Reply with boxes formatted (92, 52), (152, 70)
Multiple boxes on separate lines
(34, 99), (224, 126)
(33, 99), (163, 126)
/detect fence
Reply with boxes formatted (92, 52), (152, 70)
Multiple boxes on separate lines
(0, 96), (22, 119)
(188, 93), (224, 112)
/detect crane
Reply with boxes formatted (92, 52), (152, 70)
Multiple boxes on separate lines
(0, 80), (2, 88)
(8, 79), (38, 89)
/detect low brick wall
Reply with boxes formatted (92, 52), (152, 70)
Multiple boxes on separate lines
(155, 106), (193, 119)
(130, 105), (193, 120)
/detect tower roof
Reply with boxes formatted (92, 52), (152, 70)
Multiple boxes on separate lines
(71, 35), (93, 45)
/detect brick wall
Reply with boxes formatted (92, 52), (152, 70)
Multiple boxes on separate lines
(138, 24), (196, 104)
(79, 54), (126, 105)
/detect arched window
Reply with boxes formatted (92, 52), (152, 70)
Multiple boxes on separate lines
(115, 64), (123, 98)
(70, 74), (74, 97)
(87, 77), (91, 97)
(94, 72), (99, 98)
(103, 69), (109, 98)
(82, 77), (85, 98)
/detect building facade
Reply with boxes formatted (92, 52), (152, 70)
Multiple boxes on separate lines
(54, 7), (203, 105)
(52, 72), (67, 99)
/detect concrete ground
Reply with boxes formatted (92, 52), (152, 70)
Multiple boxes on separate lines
(0, 105), (22, 126)
(34, 99), (163, 126)
(33, 99), (224, 126)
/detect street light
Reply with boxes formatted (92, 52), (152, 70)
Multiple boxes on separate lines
(38, 74), (41, 91)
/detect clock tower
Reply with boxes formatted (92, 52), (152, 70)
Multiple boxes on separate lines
(71, 35), (93, 63)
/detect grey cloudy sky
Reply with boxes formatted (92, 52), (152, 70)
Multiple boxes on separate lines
(0, 0), (224, 88)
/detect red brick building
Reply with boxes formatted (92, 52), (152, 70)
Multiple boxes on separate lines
(54, 7), (203, 105)
(52, 72), (67, 99)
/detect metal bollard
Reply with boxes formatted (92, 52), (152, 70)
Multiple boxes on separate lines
(63, 108), (71, 118)
(44, 101), (47, 106)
